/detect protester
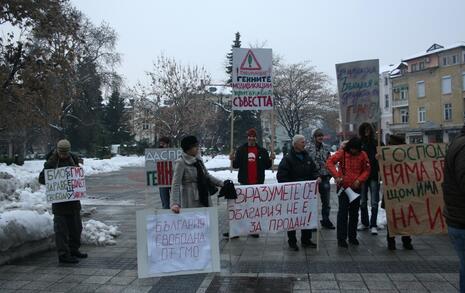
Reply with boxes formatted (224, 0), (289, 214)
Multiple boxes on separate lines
(170, 135), (224, 213)
(443, 124), (465, 293)
(38, 139), (87, 264)
(225, 128), (275, 238)
(158, 136), (171, 209)
(382, 134), (413, 250)
(307, 128), (334, 229)
(277, 134), (320, 251)
(358, 123), (381, 235)
(326, 137), (370, 248)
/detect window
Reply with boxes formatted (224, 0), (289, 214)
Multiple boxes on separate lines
(417, 81), (425, 97)
(411, 63), (417, 72)
(419, 62), (425, 70)
(384, 94), (389, 108)
(400, 109), (409, 123)
(384, 77), (388, 86)
(463, 72), (465, 91)
(443, 56), (448, 66)
(444, 103), (452, 121)
(442, 76), (452, 94)
(418, 107), (426, 123)
(400, 88), (409, 100)
(452, 55), (457, 64)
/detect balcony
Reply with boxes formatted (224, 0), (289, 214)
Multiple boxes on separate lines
(391, 99), (409, 108)
(389, 122), (409, 130)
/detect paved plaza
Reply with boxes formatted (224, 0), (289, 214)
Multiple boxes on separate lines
(0, 167), (460, 292)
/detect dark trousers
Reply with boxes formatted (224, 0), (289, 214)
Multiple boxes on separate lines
(287, 229), (312, 245)
(319, 176), (331, 223)
(360, 179), (380, 228)
(54, 212), (82, 257)
(337, 190), (360, 241)
(386, 223), (412, 245)
(159, 187), (171, 209)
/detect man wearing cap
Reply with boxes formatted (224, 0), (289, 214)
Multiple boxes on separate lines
(39, 139), (87, 264)
(225, 128), (275, 238)
(307, 129), (335, 229)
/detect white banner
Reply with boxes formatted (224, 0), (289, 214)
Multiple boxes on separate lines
(136, 208), (220, 278)
(232, 48), (273, 111)
(145, 148), (182, 187)
(44, 167), (86, 203)
(228, 181), (319, 237)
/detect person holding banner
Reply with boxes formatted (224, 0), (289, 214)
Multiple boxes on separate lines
(225, 128), (275, 238)
(170, 136), (224, 213)
(358, 123), (382, 235)
(443, 125), (465, 293)
(326, 137), (370, 248)
(158, 136), (172, 209)
(307, 129), (335, 230)
(38, 139), (87, 264)
(277, 134), (320, 251)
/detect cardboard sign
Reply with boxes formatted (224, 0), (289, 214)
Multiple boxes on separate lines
(136, 208), (220, 278)
(145, 148), (182, 187)
(228, 181), (319, 237)
(232, 48), (273, 111)
(336, 59), (380, 132)
(44, 167), (86, 203)
(378, 143), (447, 236)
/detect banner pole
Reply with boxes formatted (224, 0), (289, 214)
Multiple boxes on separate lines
(316, 185), (320, 252)
(230, 111), (234, 173)
(271, 110), (276, 173)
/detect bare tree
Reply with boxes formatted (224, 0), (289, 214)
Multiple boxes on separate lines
(274, 61), (337, 139)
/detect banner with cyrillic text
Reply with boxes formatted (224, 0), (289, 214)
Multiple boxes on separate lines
(232, 48), (273, 110)
(378, 143), (447, 236)
(44, 167), (86, 203)
(136, 208), (220, 278)
(228, 181), (318, 237)
(145, 148), (182, 187)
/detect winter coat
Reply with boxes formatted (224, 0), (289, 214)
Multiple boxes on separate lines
(170, 152), (223, 208)
(38, 151), (81, 215)
(232, 143), (272, 185)
(361, 139), (381, 181)
(326, 149), (371, 190)
(277, 148), (319, 183)
(306, 141), (331, 177)
(443, 134), (465, 229)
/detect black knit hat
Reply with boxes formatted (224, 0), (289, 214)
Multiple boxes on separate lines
(343, 136), (362, 152)
(181, 135), (199, 152)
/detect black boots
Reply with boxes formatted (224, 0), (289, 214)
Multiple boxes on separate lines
(59, 254), (79, 264)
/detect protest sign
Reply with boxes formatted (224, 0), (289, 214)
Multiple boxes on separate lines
(44, 166), (86, 203)
(336, 59), (379, 133)
(378, 143), (447, 236)
(136, 208), (220, 278)
(232, 48), (273, 110)
(145, 148), (182, 187)
(228, 181), (318, 237)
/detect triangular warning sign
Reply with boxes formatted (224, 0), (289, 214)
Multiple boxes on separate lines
(240, 50), (262, 70)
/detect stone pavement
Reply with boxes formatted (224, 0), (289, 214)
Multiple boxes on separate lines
(0, 166), (460, 292)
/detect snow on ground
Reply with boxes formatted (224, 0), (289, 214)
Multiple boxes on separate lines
(81, 219), (121, 246)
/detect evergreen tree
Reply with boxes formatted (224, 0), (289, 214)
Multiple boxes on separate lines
(103, 88), (132, 144)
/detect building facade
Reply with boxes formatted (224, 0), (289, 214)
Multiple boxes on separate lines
(389, 43), (465, 143)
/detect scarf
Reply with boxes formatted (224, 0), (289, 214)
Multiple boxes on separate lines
(194, 159), (210, 207)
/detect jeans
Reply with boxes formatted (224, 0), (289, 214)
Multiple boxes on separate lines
(360, 179), (380, 228)
(319, 176), (331, 223)
(337, 190), (361, 241)
(53, 212), (82, 257)
(448, 226), (465, 293)
(159, 187), (171, 209)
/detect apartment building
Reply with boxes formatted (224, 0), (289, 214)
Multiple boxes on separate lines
(390, 43), (465, 143)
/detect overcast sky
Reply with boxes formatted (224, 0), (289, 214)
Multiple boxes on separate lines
(71, 0), (465, 89)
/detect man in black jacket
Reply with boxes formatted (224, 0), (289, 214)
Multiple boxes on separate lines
(225, 128), (275, 238)
(39, 139), (87, 264)
(443, 125), (465, 293)
(277, 134), (320, 251)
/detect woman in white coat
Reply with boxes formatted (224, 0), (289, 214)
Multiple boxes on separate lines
(170, 136), (223, 213)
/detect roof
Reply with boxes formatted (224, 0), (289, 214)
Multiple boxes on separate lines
(402, 42), (465, 62)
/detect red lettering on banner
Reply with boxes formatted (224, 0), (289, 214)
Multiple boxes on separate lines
(407, 205), (420, 226)
(426, 197), (445, 230)
(432, 160), (444, 181)
(391, 207), (406, 229)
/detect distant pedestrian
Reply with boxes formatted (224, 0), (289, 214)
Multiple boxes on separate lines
(38, 139), (87, 264)
(277, 134), (320, 251)
(326, 137), (370, 248)
(443, 125), (465, 293)
(158, 136), (171, 209)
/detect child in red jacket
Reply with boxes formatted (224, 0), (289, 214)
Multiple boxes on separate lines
(327, 137), (371, 248)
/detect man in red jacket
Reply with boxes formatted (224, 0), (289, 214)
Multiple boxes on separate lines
(327, 137), (370, 248)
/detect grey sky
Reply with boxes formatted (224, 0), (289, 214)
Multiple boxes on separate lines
(71, 0), (465, 89)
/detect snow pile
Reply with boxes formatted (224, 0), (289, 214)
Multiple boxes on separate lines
(82, 155), (144, 176)
(81, 219), (121, 246)
(203, 153), (283, 170)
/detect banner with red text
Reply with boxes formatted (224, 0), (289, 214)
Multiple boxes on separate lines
(145, 148), (182, 187)
(136, 208), (220, 278)
(44, 166), (86, 203)
(228, 181), (318, 237)
(232, 48), (273, 110)
(378, 143), (447, 236)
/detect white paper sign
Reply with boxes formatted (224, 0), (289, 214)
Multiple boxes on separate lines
(44, 167), (86, 203)
(136, 208), (220, 278)
(145, 148), (182, 187)
(232, 48), (273, 111)
(228, 181), (319, 237)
